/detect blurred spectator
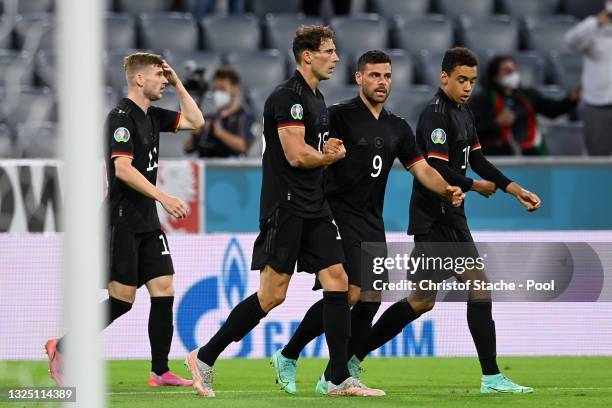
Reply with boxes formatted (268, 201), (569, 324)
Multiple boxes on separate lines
(565, 0), (612, 156)
(185, 66), (255, 157)
(469, 55), (580, 156)
(304, 0), (352, 16)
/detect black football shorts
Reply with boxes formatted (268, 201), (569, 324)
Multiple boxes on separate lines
(108, 227), (175, 287)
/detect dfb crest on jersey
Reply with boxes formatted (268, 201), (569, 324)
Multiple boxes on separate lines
(290, 104), (303, 120)
(375, 137), (384, 149)
(431, 128), (446, 145)
(114, 127), (130, 143)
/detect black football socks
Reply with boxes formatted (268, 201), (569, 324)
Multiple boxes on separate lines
(323, 291), (351, 385)
(149, 296), (174, 376)
(56, 296), (133, 352)
(197, 292), (267, 366)
(347, 301), (381, 359)
(355, 300), (419, 361)
(281, 299), (324, 360)
(467, 300), (500, 375)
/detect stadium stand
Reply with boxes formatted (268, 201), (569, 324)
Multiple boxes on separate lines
(201, 14), (261, 52)
(458, 15), (519, 56)
(330, 14), (389, 55)
(523, 15), (578, 53)
(226, 50), (285, 89)
(16, 120), (56, 158)
(115, 0), (173, 16)
(392, 15), (453, 54)
(542, 122), (588, 155)
(249, 0), (301, 18)
(0, 49), (33, 87)
(549, 50), (583, 92)
(371, 0), (431, 19)
(436, 0), (494, 18)
(105, 13), (137, 50)
(264, 14), (323, 52)
(140, 12), (199, 53)
(499, 0), (560, 17)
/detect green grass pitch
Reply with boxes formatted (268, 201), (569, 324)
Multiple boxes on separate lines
(2, 357), (612, 407)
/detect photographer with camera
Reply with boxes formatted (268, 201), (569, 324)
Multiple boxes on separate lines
(185, 66), (255, 157)
(565, 0), (612, 156)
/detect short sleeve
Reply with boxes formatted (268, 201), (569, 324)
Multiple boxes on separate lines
(270, 89), (305, 132)
(150, 106), (182, 133)
(108, 113), (135, 159)
(418, 110), (450, 162)
(327, 106), (344, 140)
(397, 120), (425, 170)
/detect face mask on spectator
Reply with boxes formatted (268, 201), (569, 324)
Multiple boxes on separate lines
(499, 72), (520, 90)
(213, 90), (232, 109)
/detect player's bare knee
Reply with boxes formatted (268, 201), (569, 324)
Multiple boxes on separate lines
(409, 300), (435, 315)
(108, 282), (136, 304)
(146, 275), (175, 297)
(348, 286), (361, 305)
(258, 290), (285, 311)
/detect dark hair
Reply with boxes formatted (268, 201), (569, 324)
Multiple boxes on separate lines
(212, 65), (240, 85)
(441, 47), (478, 75)
(486, 55), (514, 86)
(292, 25), (336, 63)
(356, 50), (391, 72)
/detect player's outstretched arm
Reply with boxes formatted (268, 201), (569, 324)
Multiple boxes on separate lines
(505, 182), (542, 212)
(114, 157), (190, 219)
(410, 161), (465, 207)
(162, 60), (205, 131)
(279, 127), (345, 169)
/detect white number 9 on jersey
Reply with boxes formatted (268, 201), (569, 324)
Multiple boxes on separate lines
(371, 154), (382, 178)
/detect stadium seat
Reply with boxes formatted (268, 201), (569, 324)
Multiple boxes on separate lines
(542, 122), (587, 155)
(330, 14), (389, 56)
(1, 87), (54, 135)
(14, 13), (54, 51)
(159, 133), (191, 158)
(512, 51), (547, 88)
(115, 0), (173, 16)
(105, 13), (137, 50)
(392, 15), (453, 54)
(0, 123), (14, 158)
(416, 49), (445, 87)
(386, 49), (414, 89)
(371, 0), (431, 19)
(561, 0), (603, 20)
(35, 49), (55, 88)
(201, 14), (261, 53)
(247, 85), (276, 121)
(163, 50), (222, 84)
(16, 120), (57, 158)
(0, 17), (11, 49)
(524, 15), (578, 53)
(436, 0), (494, 18)
(498, 0), (559, 17)
(140, 13), (199, 53)
(549, 51), (583, 91)
(9, 0), (54, 14)
(321, 85), (359, 106)
(386, 85), (433, 128)
(249, 0), (302, 18)
(226, 50), (285, 90)
(458, 15), (519, 56)
(264, 14), (323, 52)
(0, 49), (33, 87)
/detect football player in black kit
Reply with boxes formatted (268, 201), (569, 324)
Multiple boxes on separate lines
(270, 50), (466, 395)
(45, 52), (204, 387)
(353, 47), (541, 394)
(186, 26), (384, 397)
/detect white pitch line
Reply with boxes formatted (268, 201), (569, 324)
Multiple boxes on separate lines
(107, 387), (612, 397)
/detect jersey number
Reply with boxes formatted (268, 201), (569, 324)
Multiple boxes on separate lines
(159, 234), (170, 255)
(331, 219), (341, 240)
(461, 146), (470, 170)
(370, 155), (382, 178)
(317, 131), (329, 152)
(147, 147), (159, 172)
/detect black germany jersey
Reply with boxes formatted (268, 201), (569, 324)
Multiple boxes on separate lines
(105, 98), (181, 233)
(325, 97), (424, 225)
(259, 70), (330, 220)
(409, 89), (482, 235)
